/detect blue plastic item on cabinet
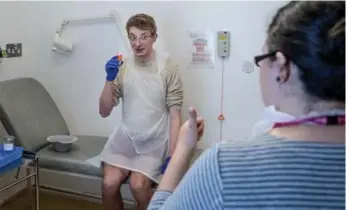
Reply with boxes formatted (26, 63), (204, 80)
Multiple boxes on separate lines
(0, 144), (24, 173)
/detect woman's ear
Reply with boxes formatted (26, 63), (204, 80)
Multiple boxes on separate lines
(275, 51), (290, 83)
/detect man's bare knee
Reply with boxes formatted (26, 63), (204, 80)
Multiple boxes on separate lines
(129, 173), (152, 193)
(103, 164), (129, 196)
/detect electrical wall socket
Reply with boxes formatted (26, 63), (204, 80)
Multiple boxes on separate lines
(217, 31), (230, 58)
(6, 43), (22, 58)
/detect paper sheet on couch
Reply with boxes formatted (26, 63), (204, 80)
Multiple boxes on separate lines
(86, 155), (101, 168)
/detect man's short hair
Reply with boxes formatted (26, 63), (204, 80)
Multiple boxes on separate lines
(126, 13), (157, 35)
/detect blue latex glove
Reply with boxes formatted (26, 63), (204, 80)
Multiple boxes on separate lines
(105, 56), (123, 81)
(160, 157), (171, 174)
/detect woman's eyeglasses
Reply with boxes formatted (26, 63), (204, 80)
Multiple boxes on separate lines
(254, 52), (276, 67)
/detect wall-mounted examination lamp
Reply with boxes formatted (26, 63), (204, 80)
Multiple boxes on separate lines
(53, 20), (73, 53)
(52, 11), (129, 54)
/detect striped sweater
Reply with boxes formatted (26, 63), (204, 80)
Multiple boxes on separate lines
(148, 133), (345, 210)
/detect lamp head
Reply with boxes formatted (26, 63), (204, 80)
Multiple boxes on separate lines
(52, 33), (73, 53)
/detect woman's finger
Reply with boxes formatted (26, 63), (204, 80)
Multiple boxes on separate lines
(188, 107), (198, 128)
(196, 117), (205, 138)
(196, 117), (204, 128)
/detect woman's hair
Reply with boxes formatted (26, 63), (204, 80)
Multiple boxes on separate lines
(267, 1), (345, 103)
(126, 13), (157, 35)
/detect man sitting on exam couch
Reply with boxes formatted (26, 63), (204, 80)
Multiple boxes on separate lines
(98, 13), (184, 210)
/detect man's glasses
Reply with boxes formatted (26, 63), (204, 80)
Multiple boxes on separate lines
(128, 34), (153, 43)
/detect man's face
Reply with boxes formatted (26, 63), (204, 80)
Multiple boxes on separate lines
(128, 27), (156, 58)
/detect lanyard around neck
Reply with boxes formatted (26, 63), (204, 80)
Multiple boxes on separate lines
(273, 115), (345, 128)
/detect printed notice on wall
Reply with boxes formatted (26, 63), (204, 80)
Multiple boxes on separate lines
(188, 30), (215, 69)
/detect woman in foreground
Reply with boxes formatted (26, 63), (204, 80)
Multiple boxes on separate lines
(148, 1), (345, 210)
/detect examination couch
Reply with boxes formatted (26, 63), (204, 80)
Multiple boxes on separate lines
(0, 77), (203, 198)
(0, 77), (107, 180)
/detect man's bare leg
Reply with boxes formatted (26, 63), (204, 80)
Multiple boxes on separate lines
(129, 172), (154, 210)
(102, 163), (130, 210)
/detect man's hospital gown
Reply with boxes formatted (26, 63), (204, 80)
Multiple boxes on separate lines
(100, 56), (183, 184)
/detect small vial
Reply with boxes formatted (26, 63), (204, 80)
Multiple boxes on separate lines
(3, 135), (15, 151)
(117, 52), (123, 61)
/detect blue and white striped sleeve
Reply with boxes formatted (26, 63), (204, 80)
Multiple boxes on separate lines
(148, 144), (223, 210)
